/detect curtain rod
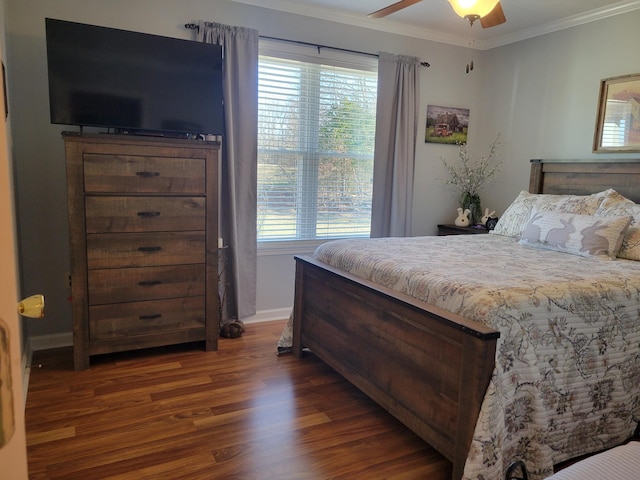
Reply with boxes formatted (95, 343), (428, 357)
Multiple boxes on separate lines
(184, 23), (430, 67)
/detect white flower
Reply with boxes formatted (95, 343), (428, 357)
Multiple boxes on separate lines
(441, 134), (503, 197)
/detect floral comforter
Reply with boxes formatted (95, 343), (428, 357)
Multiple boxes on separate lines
(280, 234), (640, 479)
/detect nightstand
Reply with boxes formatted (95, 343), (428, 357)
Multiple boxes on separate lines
(437, 224), (489, 236)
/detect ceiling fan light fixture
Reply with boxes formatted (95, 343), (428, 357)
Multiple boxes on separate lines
(446, 0), (500, 20)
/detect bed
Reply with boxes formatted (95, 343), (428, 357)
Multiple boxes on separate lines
(287, 159), (640, 480)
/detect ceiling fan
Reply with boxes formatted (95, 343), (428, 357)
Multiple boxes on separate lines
(368, 0), (506, 28)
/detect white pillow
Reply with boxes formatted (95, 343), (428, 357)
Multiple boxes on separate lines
(491, 189), (614, 238)
(519, 208), (631, 259)
(595, 191), (640, 261)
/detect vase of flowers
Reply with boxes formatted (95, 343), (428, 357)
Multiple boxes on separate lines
(441, 135), (502, 225)
(460, 191), (482, 226)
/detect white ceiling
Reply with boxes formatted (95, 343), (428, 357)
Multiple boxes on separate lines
(230, 0), (640, 49)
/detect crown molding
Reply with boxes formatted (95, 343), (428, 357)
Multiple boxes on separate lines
(481, 0), (640, 49)
(230, 0), (640, 50)
(230, 0), (470, 47)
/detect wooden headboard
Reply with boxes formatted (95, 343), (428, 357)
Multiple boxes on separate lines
(529, 159), (640, 203)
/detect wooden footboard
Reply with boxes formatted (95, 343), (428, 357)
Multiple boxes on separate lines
(293, 255), (499, 480)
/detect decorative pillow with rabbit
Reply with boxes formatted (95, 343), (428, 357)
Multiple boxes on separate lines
(519, 208), (632, 259)
(491, 189), (614, 238)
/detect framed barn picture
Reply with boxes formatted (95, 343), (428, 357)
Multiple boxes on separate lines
(425, 105), (469, 144)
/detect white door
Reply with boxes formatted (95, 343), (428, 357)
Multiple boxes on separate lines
(0, 7), (29, 478)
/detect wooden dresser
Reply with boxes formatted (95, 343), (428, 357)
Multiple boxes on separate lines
(63, 132), (220, 370)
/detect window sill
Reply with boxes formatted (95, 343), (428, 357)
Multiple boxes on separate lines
(257, 236), (370, 257)
(257, 239), (325, 257)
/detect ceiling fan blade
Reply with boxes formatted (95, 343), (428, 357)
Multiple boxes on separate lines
(368, 0), (423, 19)
(480, 1), (506, 28)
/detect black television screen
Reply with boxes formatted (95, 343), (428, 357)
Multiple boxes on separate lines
(45, 18), (224, 136)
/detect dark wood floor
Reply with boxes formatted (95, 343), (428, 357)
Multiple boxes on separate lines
(25, 319), (452, 479)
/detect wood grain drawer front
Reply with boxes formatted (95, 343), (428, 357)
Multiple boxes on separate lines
(83, 154), (206, 194)
(89, 296), (205, 340)
(88, 264), (206, 305)
(85, 196), (205, 233)
(87, 232), (205, 269)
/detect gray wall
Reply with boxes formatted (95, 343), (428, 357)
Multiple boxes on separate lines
(475, 13), (640, 213)
(5, 0), (640, 343)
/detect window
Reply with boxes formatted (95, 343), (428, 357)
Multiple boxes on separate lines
(257, 43), (378, 242)
(601, 99), (631, 148)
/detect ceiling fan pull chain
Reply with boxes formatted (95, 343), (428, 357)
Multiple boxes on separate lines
(470, 39), (475, 72)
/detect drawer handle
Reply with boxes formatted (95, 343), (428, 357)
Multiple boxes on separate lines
(136, 171), (160, 178)
(138, 280), (163, 287)
(137, 211), (161, 217)
(139, 314), (162, 320)
(138, 246), (162, 253)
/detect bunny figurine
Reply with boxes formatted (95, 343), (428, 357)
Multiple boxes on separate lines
(481, 208), (496, 226)
(454, 207), (471, 227)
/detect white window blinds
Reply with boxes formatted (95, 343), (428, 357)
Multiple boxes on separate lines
(257, 47), (378, 242)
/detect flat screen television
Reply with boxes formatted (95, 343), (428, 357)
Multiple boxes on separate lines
(45, 18), (224, 136)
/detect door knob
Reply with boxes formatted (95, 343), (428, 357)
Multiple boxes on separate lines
(18, 294), (45, 318)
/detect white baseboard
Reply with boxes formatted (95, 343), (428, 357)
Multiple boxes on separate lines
(29, 332), (73, 351)
(25, 308), (291, 353)
(242, 307), (291, 324)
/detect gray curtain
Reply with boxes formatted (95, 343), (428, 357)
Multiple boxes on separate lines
(370, 52), (421, 238)
(198, 21), (258, 320)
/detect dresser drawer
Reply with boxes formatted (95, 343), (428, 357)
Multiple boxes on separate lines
(89, 296), (205, 340)
(85, 196), (205, 233)
(83, 154), (206, 194)
(87, 232), (205, 269)
(88, 264), (206, 305)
